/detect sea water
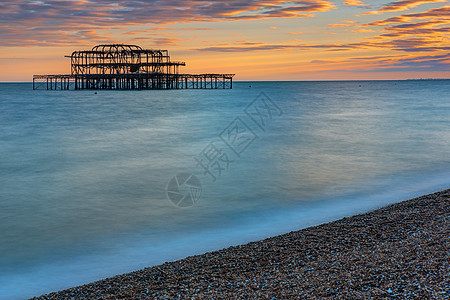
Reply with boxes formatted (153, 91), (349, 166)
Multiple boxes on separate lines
(0, 81), (449, 299)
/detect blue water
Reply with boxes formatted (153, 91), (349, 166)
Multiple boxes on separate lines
(0, 81), (449, 299)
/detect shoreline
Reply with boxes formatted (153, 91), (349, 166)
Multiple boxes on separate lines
(32, 189), (449, 299)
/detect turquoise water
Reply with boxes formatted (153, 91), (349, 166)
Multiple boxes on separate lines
(1, 81), (449, 299)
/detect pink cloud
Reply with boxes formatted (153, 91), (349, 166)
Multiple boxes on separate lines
(0, 0), (337, 47)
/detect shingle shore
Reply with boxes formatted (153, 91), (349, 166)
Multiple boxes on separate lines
(32, 189), (450, 299)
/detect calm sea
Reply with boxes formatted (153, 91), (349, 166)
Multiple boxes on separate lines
(1, 81), (449, 299)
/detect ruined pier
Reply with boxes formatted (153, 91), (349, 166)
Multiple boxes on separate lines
(33, 44), (234, 90)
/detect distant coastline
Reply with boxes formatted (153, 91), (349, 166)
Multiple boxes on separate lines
(406, 78), (448, 80)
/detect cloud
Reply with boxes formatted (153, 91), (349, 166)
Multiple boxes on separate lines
(367, 16), (411, 26)
(329, 22), (358, 27)
(379, 0), (447, 13)
(327, 2), (448, 57)
(362, 0), (447, 15)
(194, 41), (369, 52)
(385, 19), (449, 29)
(310, 59), (336, 63)
(328, 20), (360, 27)
(0, 0), (338, 47)
(0, 25), (112, 47)
(180, 27), (217, 31)
(380, 27), (450, 38)
(385, 38), (450, 51)
(365, 4), (449, 26)
(128, 37), (186, 46)
(360, 52), (450, 71)
(394, 52), (450, 67)
(404, 4), (450, 17)
(310, 52), (450, 72)
(194, 31), (450, 53)
(343, 0), (368, 6)
(351, 28), (376, 32)
(354, 3), (449, 53)
(364, 4), (449, 26)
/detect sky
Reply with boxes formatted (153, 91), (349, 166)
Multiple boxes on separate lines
(0, 0), (449, 81)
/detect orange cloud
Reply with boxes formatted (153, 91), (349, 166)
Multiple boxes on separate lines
(404, 4), (450, 18)
(385, 19), (449, 29)
(362, 0), (447, 15)
(343, 0), (368, 6)
(366, 16), (411, 26)
(351, 28), (376, 33)
(358, 3), (450, 49)
(329, 22), (358, 27)
(0, 0), (337, 47)
(364, 5), (450, 26)
(376, 18), (450, 39)
(306, 51), (450, 72)
(380, 27), (450, 38)
(195, 25), (450, 53)
(379, 0), (447, 12)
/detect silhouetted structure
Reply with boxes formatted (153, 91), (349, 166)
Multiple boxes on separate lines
(33, 44), (234, 90)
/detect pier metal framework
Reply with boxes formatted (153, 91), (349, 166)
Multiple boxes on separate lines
(33, 44), (234, 90)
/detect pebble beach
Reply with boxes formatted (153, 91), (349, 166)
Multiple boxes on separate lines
(32, 189), (450, 299)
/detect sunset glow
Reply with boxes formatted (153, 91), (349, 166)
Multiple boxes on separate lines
(0, 0), (449, 81)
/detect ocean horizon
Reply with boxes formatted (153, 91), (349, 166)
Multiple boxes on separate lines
(1, 80), (449, 299)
